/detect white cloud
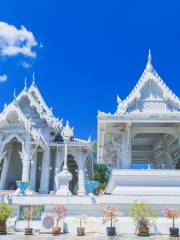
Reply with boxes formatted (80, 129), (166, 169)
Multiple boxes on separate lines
(0, 22), (39, 58)
(21, 61), (31, 68)
(0, 74), (7, 82)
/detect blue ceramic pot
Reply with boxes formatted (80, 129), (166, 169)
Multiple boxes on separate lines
(85, 180), (99, 194)
(16, 181), (29, 195)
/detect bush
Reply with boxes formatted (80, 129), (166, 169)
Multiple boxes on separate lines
(129, 200), (158, 227)
(0, 202), (13, 226)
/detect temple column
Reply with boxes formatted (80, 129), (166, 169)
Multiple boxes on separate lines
(164, 151), (174, 169)
(112, 134), (122, 169)
(121, 123), (132, 169)
(77, 151), (87, 196)
(21, 140), (31, 182)
(177, 126), (180, 152)
(30, 147), (37, 191)
(54, 147), (64, 190)
(22, 160), (30, 181)
(39, 147), (50, 193)
(116, 149), (121, 168)
(0, 134), (4, 161)
(0, 145), (11, 189)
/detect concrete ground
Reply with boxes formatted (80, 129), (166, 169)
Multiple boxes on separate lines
(0, 233), (175, 240)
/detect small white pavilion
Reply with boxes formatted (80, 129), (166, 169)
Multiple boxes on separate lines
(97, 50), (180, 195)
(98, 50), (180, 170)
(0, 75), (92, 195)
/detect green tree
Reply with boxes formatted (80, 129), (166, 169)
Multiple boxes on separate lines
(92, 142), (110, 192)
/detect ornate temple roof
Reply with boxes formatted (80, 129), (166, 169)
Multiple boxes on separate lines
(98, 50), (180, 121)
(0, 75), (91, 147)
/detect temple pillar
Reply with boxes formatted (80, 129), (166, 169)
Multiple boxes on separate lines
(177, 127), (180, 153)
(164, 151), (174, 169)
(54, 147), (64, 190)
(0, 134), (4, 161)
(22, 160), (30, 181)
(116, 149), (121, 168)
(0, 146), (11, 189)
(30, 147), (37, 191)
(39, 147), (50, 193)
(111, 135), (122, 168)
(121, 123), (132, 169)
(21, 140), (32, 182)
(77, 151), (87, 196)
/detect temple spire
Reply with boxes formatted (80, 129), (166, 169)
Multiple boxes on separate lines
(66, 120), (70, 128)
(146, 49), (153, 72)
(88, 135), (91, 142)
(13, 89), (16, 99)
(148, 49), (152, 64)
(32, 72), (36, 87)
(24, 77), (27, 91)
(117, 94), (122, 104)
(13, 89), (17, 104)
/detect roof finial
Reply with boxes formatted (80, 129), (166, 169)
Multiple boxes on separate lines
(148, 49), (152, 64)
(13, 89), (17, 104)
(4, 102), (7, 109)
(32, 72), (36, 86)
(146, 49), (153, 71)
(13, 89), (16, 99)
(117, 94), (122, 104)
(88, 135), (91, 142)
(66, 120), (69, 128)
(24, 77), (27, 91)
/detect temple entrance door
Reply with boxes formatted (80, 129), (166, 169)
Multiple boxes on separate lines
(2, 138), (22, 190)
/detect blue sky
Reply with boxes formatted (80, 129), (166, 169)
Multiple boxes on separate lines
(0, 1), (180, 140)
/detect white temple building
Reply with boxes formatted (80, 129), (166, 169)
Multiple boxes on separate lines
(0, 76), (92, 195)
(97, 50), (180, 195)
(98, 50), (180, 170)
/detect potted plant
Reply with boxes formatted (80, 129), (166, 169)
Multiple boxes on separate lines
(23, 206), (39, 235)
(0, 202), (13, 234)
(102, 205), (119, 236)
(76, 214), (87, 236)
(16, 181), (29, 195)
(52, 204), (68, 235)
(163, 208), (180, 237)
(129, 200), (158, 236)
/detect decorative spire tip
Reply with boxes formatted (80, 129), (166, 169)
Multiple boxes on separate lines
(66, 120), (69, 128)
(88, 135), (91, 142)
(13, 89), (16, 99)
(117, 94), (122, 104)
(146, 49), (153, 71)
(24, 77), (27, 90)
(148, 49), (152, 64)
(32, 72), (36, 86)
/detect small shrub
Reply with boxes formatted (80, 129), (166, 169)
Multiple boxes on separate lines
(129, 200), (158, 227)
(102, 205), (119, 227)
(52, 205), (68, 227)
(0, 202), (13, 226)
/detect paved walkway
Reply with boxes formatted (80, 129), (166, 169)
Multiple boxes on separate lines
(0, 233), (173, 240)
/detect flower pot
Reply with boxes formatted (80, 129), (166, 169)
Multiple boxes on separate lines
(138, 226), (149, 236)
(77, 227), (85, 236)
(16, 181), (29, 195)
(24, 228), (33, 235)
(106, 227), (116, 236)
(0, 225), (7, 234)
(52, 227), (61, 235)
(170, 227), (179, 237)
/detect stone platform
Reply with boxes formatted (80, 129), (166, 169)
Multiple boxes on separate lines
(2, 169), (180, 235)
(106, 169), (180, 195)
